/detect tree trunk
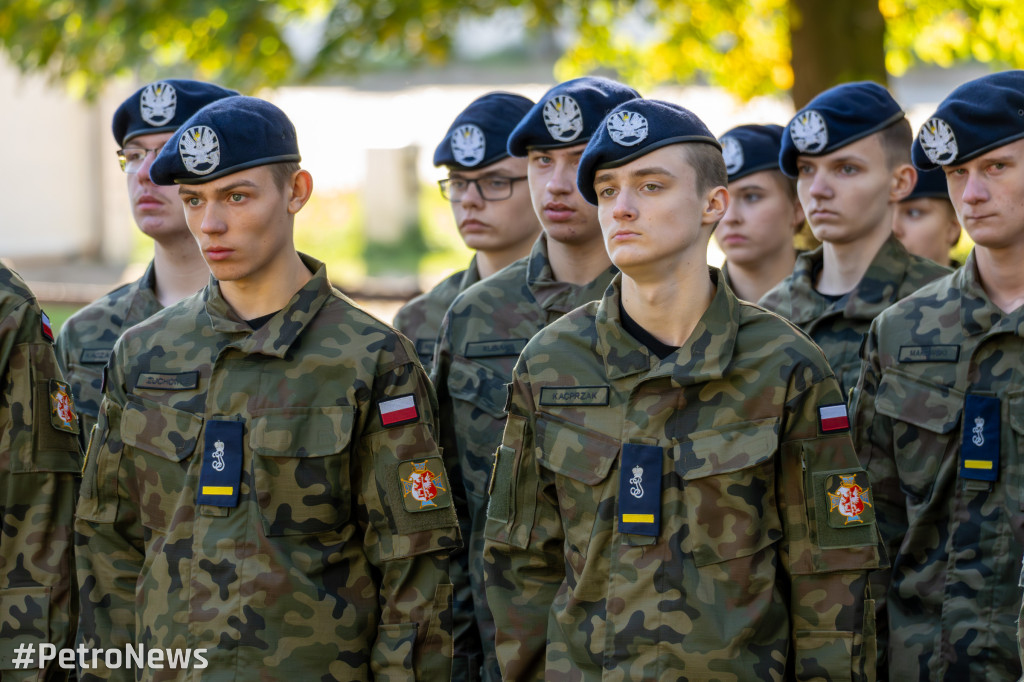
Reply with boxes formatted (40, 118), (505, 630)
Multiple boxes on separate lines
(789, 0), (888, 108)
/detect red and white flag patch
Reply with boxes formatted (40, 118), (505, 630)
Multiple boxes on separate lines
(819, 403), (850, 433)
(379, 395), (419, 427)
(41, 311), (54, 342)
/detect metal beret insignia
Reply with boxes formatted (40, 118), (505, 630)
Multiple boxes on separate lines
(919, 117), (959, 166)
(179, 125), (221, 176)
(790, 110), (828, 153)
(606, 110), (649, 147)
(451, 124), (486, 167)
(140, 82), (177, 126)
(543, 95), (584, 142)
(721, 135), (744, 174)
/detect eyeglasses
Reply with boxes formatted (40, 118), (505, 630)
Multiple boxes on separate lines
(438, 176), (527, 202)
(116, 146), (162, 173)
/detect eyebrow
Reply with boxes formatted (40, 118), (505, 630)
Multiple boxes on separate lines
(178, 179), (259, 197)
(595, 166), (676, 185)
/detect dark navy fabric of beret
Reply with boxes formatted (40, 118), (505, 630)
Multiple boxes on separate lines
(719, 124), (785, 183)
(507, 77), (640, 156)
(903, 167), (950, 202)
(779, 81), (905, 177)
(577, 99), (721, 204)
(112, 80), (239, 145)
(913, 70), (1024, 170)
(150, 96), (300, 185)
(433, 92), (535, 169)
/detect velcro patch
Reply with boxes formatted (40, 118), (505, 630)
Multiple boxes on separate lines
(49, 379), (79, 434)
(41, 312), (54, 342)
(960, 394), (999, 482)
(825, 471), (874, 527)
(464, 339), (528, 358)
(540, 386), (610, 407)
(80, 348), (112, 364)
(136, 372), (199, 391)
(818, 403), (850, 433)
(415, 338), (437, 361)
(197, 420), (244, 508)
(379, 394), (419, 427)
(898, 345), (960, 363)
(618, 443), (662, 537)
(399, 457), (452, 512)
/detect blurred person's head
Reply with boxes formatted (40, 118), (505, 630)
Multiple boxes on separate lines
(893, 167), (960, 264)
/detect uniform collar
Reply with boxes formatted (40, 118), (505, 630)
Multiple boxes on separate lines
(525, 233), (619, 315)
(959, 250), (1024, 338)
(458, 255), (482, 292)
(203, 253), (333, 358)
(596, 269), (738, 384)
(123, 260), (164, 329)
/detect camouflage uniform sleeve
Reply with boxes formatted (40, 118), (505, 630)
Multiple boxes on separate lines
(0, 298), (79, 681)
(74, 345), (141, 682)
(780, 359), (883, 682)
(482, 369), (562, 682)
(356, 352), (459, 681)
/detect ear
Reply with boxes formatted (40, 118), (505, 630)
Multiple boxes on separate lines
(287, 170), (314, 215)
(703, 185), (729, 228)
(791, 193), (806, 231)
(890, 163), (916, 203)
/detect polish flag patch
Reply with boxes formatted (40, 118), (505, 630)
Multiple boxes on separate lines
(819, 403), (850, 433)
(379, 394), (419, 427)
(40, 311), (54, 342)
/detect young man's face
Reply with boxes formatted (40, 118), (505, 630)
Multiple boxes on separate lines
(446, 156), (539, 253)
(178, 165), (309, 284)
(795, 133), (905, 245)
(716, 170), (804, 267)
(527, 144), (602, 246)
(593, 144), (726, 276)
(893, 197), (961, 264)
(124, 131), (190, 241)
(943, 137), (1024, 251)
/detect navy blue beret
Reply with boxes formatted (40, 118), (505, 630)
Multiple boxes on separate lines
(433, 92), (535, 169)
(150, 96), (300, 185)
(507, 77), (640, 156)
(780, 81), (905, 177)
(577, 99), (721, 205)
(902, 167), (950, 202)
(913, 70), (1024, 170)
(719, 124), (785, 183)
(112, 79), (239, 146)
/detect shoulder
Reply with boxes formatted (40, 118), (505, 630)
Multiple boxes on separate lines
(117, 290), (204, 350)
(59, 279), (143, 342)
(874, 270), (958, 335)
(318, 290), (419, 368)
(520, 301), (599, 363)
(736, 302), (831, 369)
(901, 252), (954, 290)
(0, 266), (34, 318)
(449, 259), (528, 316)
(393, 270), (465, 330)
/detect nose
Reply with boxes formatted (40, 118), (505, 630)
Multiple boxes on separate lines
(611, 191), (636, 222)
(892, 213), (906, 239)
(199, 202), (226, 235)
(807, 170), (832, 199)
(460, 181), (485, 209)
(960, 172), (988, 205)
(721, 197), (742, 226)
(136, 149), (159, 185)
(546, 160), (573, 196)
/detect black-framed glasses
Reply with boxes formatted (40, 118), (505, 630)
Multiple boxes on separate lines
(438, 176), (527, 202)
(116, 146), (162, 173)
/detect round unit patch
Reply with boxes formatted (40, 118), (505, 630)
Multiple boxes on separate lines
(140, 82), (177, 126)
(790, 110), (828, 154)
(721, 135), (744, 175)
(919, 117), (959, 166)
(451, 124), (486, 167)
(179, 126), (221, 176)
(606, 111), (649, 147)
(543, 95), (583, 142)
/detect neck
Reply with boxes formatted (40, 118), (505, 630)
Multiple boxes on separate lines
(476, 239), (535, 279)
(151, 234), (212, 307)
(816, 226), (891, 296)
(547, 235), (613, 285)
(975, 243), (1024, 313)
(620, 255), (714, 348)
(727, 248), (797, 302)
(220, 251), (313, 321)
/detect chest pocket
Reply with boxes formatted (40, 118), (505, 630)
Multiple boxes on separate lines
(121, 399), (203, 532)
(448, 355), (513, 420)
(535, 413), (620, 559)
(875, 369), (962, 503)
(1007, 391), (1024, 514)
(673, 418), (782, 567)
(250, 406), (354, 537)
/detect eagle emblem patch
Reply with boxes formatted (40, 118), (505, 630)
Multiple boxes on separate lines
(140, 82), (177, 126)
(790, 110), (828, 153)
(399, 458), (451, 512)
(721, 135), (744, 175)
(826, 473), (873, 526)
(49, 379), (78, 433)
(919, 117), (959, 166)
(606, 111), (648, 147)
(451, 124), (486, 167)
(543, 95), (583, 142)
(179, 125), (220, 176)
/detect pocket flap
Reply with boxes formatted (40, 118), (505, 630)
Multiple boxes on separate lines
(447, 357), (509, 418)
(676, 418), (779, 480)
(250, 405), (355, 457)
(875, 369), (963, 434)
(535, 414), (620, 485)
(1009, 391), (1024, 435)
(121, 400), (203, 462)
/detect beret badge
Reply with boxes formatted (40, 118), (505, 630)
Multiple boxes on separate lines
(543, 95), (584, 142)
(140, 82), (177, 126)
(606, 111), (649, 147)
(790, 110), (828, 153)
(451, 124), (486, 167)
(919, 117), (959, 166)
(721, 135), (744, 175)
(179, 125), (221, 176)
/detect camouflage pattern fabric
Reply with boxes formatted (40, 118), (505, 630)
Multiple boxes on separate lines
(852, 251), (1024, 681)
(484, 270), (882, 681)
(75, 254), (458, 681)
(759, 235), (950, 398)
(432, 234), (617, 681)
(393, 257), (481, 373)
(0, 264), (80, 681)
(55, 262), (162, 446)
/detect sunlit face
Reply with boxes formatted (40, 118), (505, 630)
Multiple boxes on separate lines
(527, 144), (602, 245)
(893, 197), (961, 264)
(124, 131), (189, 241)
(593, 145), (727, 277)
(795, 133), (903, 245)
(716, 170), (804, 266)
(943, 138), (1024, 251)
(179, 165), (309, 285)
(446, 156), (540, 254)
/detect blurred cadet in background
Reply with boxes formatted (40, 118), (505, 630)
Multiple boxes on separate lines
(892, 166), (962, 266)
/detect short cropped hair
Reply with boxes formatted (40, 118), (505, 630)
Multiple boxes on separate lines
(682, 143), (728, 195)
(878, 118), (912, 169)
(269, 161), (301, 190)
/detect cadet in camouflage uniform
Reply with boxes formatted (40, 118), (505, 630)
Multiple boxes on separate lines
(393, 92), (540, 372)
(852, 70), (1024, 682)
(56, 80), (238, 446)
(431, 76), (639, 682)
(760, 82), (950, 397)
(483, 98), (882, 681)
(0, 264), (80, 680)
(76, 97), (458, 681)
